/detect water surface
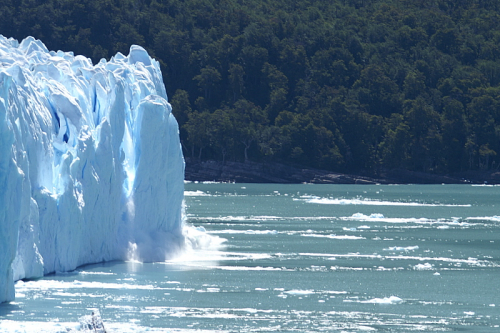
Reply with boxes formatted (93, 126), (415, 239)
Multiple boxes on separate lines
(1, 183), (499, 332)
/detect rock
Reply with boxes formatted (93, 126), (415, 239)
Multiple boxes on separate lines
(184, 158), (383, 184)
(185, 158), (500, 184)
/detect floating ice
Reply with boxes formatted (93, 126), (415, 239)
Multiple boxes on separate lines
(304, 197), (470, 207)
(0, 36), (184, 303)
(76, 310), (106, 333)
(467, 216), (500, 222)
(350, 213), (385, 220)
(302, 234), (365, 240)
(384, 246), (419, 252)
(285, 289), (315, 296)
(360, 296), (403, 304)
(15, 279), (166, 292)
(413, 263), (434, 270)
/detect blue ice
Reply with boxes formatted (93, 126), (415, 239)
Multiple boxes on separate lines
(0, 36), (185, 303)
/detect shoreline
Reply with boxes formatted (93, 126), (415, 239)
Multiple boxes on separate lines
(184, 158), (500, 185)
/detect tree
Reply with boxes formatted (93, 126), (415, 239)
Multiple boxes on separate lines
(170, 89), (192, 127)
(379, 114), (411, 169)
(211, 108), (234, 163)
(228, 63), (245, 102)
(232, 99), (267, 162)
(262, 62), (288, 121)
(403, 71), (426, 100)
(403, 97), (442, 171)
(7, 0), (500, 175)
(441, 97), (467, 171)
(193, 66), (221, 101)
(183, 111), (212, 160)
(352, 65), (401, 116)
(479, 144), (497, 170)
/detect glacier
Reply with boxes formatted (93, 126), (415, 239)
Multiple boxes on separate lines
(0, 36), (185, 303)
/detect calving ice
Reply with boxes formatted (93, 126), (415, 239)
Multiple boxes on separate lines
(0, 36), (185, 303)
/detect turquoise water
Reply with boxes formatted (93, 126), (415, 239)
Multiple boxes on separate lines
(1, 183), (499, 332)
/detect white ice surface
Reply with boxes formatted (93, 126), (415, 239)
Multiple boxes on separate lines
(360, 296), (403, 304)
(0, 36), (185, 303)
(302, 197), (470, 207)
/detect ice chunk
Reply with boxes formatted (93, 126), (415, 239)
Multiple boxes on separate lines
(0, 35), (185, 303)
(77, 310), (106, 333)
(384, 245), (419, 252)
(285, 290), (315, 296)
(361, 296), (403, 304)
(413, 263), (434, 270)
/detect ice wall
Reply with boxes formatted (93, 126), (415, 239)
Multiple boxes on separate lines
(0, 36), (185, 303)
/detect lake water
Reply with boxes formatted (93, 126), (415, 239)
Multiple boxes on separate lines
(1, 183), (499, 332)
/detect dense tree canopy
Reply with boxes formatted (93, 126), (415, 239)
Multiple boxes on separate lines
(3, 0), (500, 175)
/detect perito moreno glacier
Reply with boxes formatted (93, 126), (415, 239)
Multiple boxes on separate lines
(0, 35), (185, 303)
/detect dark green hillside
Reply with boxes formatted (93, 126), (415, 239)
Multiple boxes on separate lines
(3, 0), (500, 176)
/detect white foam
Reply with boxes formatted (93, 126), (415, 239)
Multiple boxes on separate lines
(189, 215), (281, 222)
(78, 271), (116, 276)
(284, 289), (315, 296)
(182, 224), (227, 253)
(187, 215), (335, 223)
(360, 296), (403, 304)
(244, 230), (279, 235)
(15, 279), (165, 292)
(214, 266), (282, 271)
(184, 190), (210, 196)
(384, 246), (419, 252)
(208, 229), (278, 235)
(300, 253), (494, 267)
(343, 213), (431, 223)
(0, 320), (80, 333)
(467, 216), (500, 222)
(301, 234), (365, 240)
(342, 214), (478, 227)
(51, 291), (106, 298)
(331, 266), (367, 271)
(303, 198), (470, 207)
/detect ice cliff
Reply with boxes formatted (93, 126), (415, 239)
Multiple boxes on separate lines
(0, 36), (185, 303)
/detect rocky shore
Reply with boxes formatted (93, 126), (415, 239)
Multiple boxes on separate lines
(185, 158), (500, 184)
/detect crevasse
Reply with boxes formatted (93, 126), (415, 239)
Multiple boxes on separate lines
(0, 36), (185, 303)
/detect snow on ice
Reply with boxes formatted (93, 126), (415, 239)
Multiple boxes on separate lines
(0, 36), (185, 303)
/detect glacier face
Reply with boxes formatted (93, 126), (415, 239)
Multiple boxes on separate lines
(0, 36), (185, 303)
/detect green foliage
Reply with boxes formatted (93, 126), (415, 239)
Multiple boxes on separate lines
(5, 0), (500, 174)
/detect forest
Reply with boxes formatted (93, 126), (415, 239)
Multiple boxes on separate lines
(2, 0), (500, 176)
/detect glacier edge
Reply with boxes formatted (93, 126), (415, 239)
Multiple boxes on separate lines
(0, 36), (185, 303)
